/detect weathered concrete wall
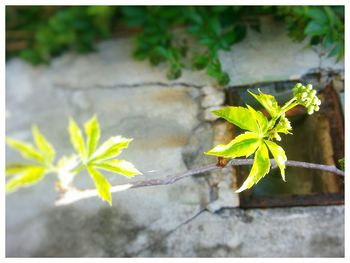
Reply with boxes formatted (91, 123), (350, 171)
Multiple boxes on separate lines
(6, 20), (344, 257)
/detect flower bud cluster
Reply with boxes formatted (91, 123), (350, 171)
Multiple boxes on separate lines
(293, 83), (321, 115)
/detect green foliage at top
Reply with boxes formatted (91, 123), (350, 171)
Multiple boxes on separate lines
(276, 6), (344, 61)
(6, 115), (141, 205)
(6, 6), (344, 86)
(205, 83), (321, 192)
(6, 6), (118, 64)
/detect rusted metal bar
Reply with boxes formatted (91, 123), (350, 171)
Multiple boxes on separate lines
(239, 192), (344, 208)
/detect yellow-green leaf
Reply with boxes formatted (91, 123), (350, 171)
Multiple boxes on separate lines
(6, 138), (44, 163)
(32, 125), (55, 163)
(264, 140), (287, 181)
(6, 166), (46, 193)
(212, 106), (259, 133)
(84, 115), (100, 159)
(6, 163), (35, 177)
(205, 132), (261, 158)
(87, 166), (112, 205)
(246, 105), (268, 134)
(91, 136), (132, 161)
(92, 159), (142, 177)
(248, 89), (281, 118)
(68, 118), (86, 159)
(236, 143), (270, 193)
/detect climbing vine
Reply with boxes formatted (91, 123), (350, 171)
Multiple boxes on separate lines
(6, 6), (344, 85)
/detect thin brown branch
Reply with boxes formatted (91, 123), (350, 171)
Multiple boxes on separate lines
(55, 159), (344, 206)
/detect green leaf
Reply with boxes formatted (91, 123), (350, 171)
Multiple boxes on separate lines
(205, 132), (261, 158)
(248, 89), (281, 118)
(246, 105), (268, 134)
(264, 140), (287, 181)
(192, 54), (209, 70)
(323, 32), (334, 49)
(84, 115), (100, 159)
(323, 6), (336, 26)
(218, 72), (230, 86)
(338, 158), (344, 171)
(208, 17), (221, 36)
(91, 136), (133, 161)
(304, 21), (328, 36)
(68, 118), (86, 159)
(6, 138), (44, 163)
(307, 8), (328, 25)
(222, 30), (236, 45)
(87, 166), (112, 205)
(92, 159), (142, 178)
(329, 42), (344, 60)
(236, 142), (270, 193)
(32, 125), (55, 163)
(212, 106), (260, 133)
(6, 166), (46, 193)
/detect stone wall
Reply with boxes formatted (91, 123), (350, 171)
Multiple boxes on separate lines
(6, 20), (344, 257)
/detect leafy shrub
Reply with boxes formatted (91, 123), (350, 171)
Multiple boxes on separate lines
(6, 6), (344, 84)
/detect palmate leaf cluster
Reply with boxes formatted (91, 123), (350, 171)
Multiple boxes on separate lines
(6, 115), (141, 205)
(6, 126), (56, 193)
(205, 83), (321, 192)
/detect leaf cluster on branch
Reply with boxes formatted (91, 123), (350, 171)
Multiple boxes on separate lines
(6, 116), (141, 205)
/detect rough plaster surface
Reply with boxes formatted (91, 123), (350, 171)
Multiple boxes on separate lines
(219, 17), (344, 86)
(5, 20), (344, 257)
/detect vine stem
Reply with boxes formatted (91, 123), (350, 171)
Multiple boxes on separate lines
(55, 159), (344, 206)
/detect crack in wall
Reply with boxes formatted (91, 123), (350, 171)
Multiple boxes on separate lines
(132, 208), (207, 256)
(54, 81), (204, 91)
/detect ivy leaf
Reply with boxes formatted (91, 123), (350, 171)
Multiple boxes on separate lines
(87, 166), (112, 205)
(248, 89), (281, 118)
(222, 30), (236, 46)
(205, 132), (261, 158)
(304, 21), (328, 36)
(6, 138), (44, 163)
(92, 159), (142, 178)
(208, 17), (221, 36)
(246, 105), (268, 134)
(90, 136), (133, 162)
(84, 115), (100, 159)
(307, 8), (328, 25)
(68, 118), (86, 160)
(192, 54), (209, 70)
(264, 140), (287, 181)
(6, 166), (46, 193)
(32, 125), (55, 163)
(236, 142), (270, 193)
(212, 106), (260, 133)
